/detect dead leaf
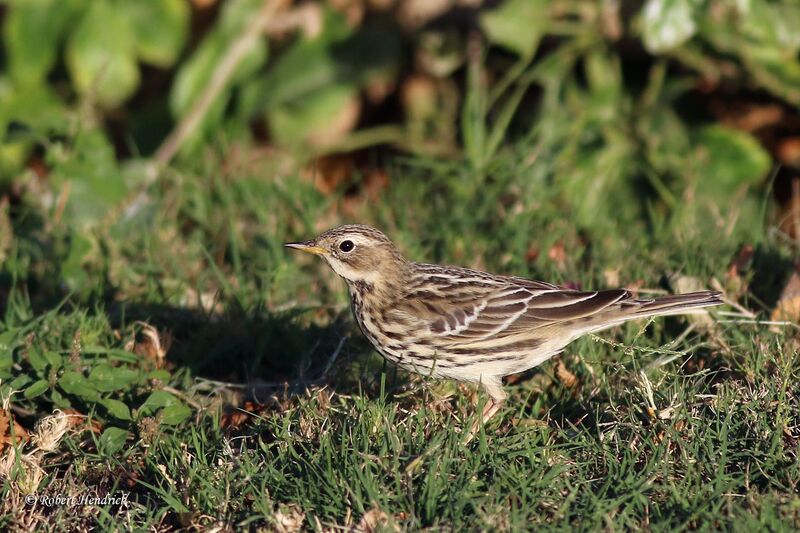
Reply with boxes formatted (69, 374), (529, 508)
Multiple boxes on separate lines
(220, 402), (268, 431)
(401, 74), (437, 121)
(709, 100), (784, 132)
(355, 505), (399, 533)
(306, 153), (357, 196)
(727, 244), (754, 279)
(778, 138), (800, 167)
(547, 242), (566, 270)
(0, 409), (29, 452)
(725, 244), (754, 298)
(308, 96), (361, 148)
(771, 266), (800, 327)
(524, 246), (539, 264)
(624, 279), (646, 293)
(220, 410), (251, 431)
(778, 177), (800, 240)
(555, 360), (578, 390)
(0, 447), (16, 477)
(603, 268), (621, 288)
(265, 2), (323, 39)
(342, 169), (390, 216)
(125, 322), (170, 369)
(601, 0), (623, 40)
(274, 503), (305, 533)
(397, 0), (452, 29)
(61, 409), (102, 434)
(330, 0), (365, 27)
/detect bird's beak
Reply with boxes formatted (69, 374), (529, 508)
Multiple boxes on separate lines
(284, 240), (328, 256)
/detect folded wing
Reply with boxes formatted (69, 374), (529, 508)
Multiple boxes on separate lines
(388, 281), (630, 344)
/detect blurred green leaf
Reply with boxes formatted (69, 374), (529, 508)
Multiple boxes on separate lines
(772, 3), (800, 52)
(50, 130), (127, 227)
(27, 346), (48, 374)
(65, 0), (139, 107)
(121, 0), (189, 67)
(0, 80), (69, 133)
(139, 390), (180, 414)
(59, 371), (100, 402)
(254, 20), (398, 109)
(241, 19), (399, 147)
(698, 4), (800, 105)
(99, 426), (129, 455)
(641, 0), (699, 53)
(59, 233), (92, 290)
(584, 51), (623, 98)
(249, 40), (342, 112)
(10, 374), (31, 390)
(50, 389), (71, 409)
(100, 398), (133, 421)
(139, 390), (191, 425)
(148, 369), (171, 382)
(3, 0), (80, 86)
(560, 139), (637, 226)
(267, 84), (358, 146)
(692, 125), (771, 189)
(159, 403), (192, 425)
(0, 330), (19, 374)
(0, 80), (70, 178)
(739, 1), (800, 52)
(741, 46), (800, 106)
(480, 0), (548, 58)
(169, 0), (268, 151)
(89, 363), (139, 392)
(44, 350), (63, 370)
(24, 379), (50, 399)
(170, 41), (227, 125)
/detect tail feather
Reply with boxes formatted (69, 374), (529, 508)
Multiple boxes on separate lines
(566, 290), (722, 341)
(622, 290), (723, 318)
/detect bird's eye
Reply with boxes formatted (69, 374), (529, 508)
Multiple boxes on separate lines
(339, 240), (354, 252)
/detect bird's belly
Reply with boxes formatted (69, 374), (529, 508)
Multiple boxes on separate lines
(350, 297), (440, 374)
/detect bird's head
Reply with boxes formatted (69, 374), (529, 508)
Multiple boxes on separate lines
(285, 224), (407, 288)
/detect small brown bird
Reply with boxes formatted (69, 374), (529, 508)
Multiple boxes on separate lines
(286, 224), (722, 429)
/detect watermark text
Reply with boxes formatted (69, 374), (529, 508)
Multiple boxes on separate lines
(24, 491), (130, 508)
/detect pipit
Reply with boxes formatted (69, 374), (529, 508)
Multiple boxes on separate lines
(286, 224), (722, 432)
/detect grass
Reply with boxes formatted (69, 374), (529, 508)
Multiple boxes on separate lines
(1, 118), (799, 531)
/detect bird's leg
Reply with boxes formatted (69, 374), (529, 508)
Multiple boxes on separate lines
(463, 379), (507, 444)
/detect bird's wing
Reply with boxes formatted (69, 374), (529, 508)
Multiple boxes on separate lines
(387, 282), (630, 343)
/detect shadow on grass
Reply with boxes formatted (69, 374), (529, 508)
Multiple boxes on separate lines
(749, 245), (796, 310)
(104, 301), (402, 402)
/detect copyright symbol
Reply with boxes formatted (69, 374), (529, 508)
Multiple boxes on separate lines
(24, 494), (36, 505)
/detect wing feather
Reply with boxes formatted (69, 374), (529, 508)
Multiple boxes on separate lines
(524, 289), (628, 321)
(388, 276), (631, 345)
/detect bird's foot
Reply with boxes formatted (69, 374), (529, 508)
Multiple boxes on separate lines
(462, 397), (504, 444)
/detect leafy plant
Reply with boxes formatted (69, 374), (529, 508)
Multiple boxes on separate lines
(0, 313), (192, 453)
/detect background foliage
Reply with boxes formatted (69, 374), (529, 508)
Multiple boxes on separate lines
(1, 0), (799, 530)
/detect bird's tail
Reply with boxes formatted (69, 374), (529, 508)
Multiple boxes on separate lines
(620, 290), (723, 319)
